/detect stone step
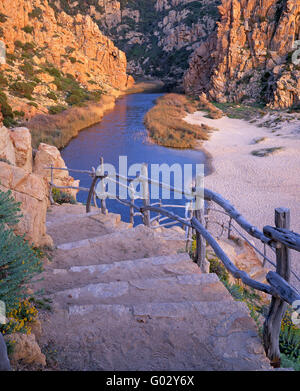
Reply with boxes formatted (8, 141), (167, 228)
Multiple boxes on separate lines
(40, 299), (271, 371)
(51, 225), (187, 269)
(32, 254), (199, 294)
(53, 273), (233, 308)
(46, 204), (99, 221)
(47, 208), (132, 246)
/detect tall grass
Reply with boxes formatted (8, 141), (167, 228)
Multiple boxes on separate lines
(26, 95), (116, 149)
(144, 93), (214, 149)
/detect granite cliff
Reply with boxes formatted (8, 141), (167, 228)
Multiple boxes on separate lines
(0, 0), (133, 127)
(48, 0), (221, 89)
(47, 0), (299, 108)
(184, 0), (300, 109)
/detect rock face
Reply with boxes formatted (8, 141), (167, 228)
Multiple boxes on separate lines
(33, 143), (80, 200)
(48, 0), (221, 89)
(184, 0), (300, 109)
(0, 0), (133, 123)
(0, 124), (78, 247)
(4, 333), (46, 367)
(0, 159), (52, 248)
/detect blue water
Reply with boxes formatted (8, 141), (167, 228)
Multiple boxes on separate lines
(61, 93), (208, 223)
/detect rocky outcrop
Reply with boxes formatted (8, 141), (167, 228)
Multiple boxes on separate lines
(4, 333), (46, 367)
(33, 143), (80, 200)
(0, 124), (78, 247)
(184, 0), (300, 109)
(0, 160), (52, 248)
(0, 0), (133, 124)
(48, 0), (221, 89)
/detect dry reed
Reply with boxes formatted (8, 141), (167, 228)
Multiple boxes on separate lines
(144, 93), (215, 149)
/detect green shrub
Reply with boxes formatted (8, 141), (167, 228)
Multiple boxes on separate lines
(19, 61), (35, 78)
(14, 40), (24, 49)
(44, 65), (61, 79)
(22, 25), (34, 34)
(10, 81), (35, 100)
(28, 7), (43, 20)
(6, 53), (17, 65)
(209, 257), (229, 283)
(46, 91), (58, 101)
(28, 102), (38, 108)
(0, 71), (8, 87)
(48, 105), (67, 115)
(0, 13), (8, 23)
(13, 110), (25, 118)
(52, 188), (76, 205)
(0, 91), (15, 127)
(280, 308), (300, 365)
(0, 189), (42, 311)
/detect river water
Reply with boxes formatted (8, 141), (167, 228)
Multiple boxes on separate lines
(61, 93), (208, 223)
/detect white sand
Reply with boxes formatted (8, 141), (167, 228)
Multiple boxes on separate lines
(185, 111), (300, 291)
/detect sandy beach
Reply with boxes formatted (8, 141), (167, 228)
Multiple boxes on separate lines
(184, 110), (300, 291)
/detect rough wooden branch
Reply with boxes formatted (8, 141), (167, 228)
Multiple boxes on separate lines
(204, 189), (271, 244)
(263, 226), (300, 252)
(191, 217), (281, 296)
(266, 271), (300, 305)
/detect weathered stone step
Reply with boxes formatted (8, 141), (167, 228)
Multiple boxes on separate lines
(40, 299), (271, 371)
(46, 204), (98, 221)
(51, 225), (186, 269)
(47, 209), (132, 246)
(53, 273), (233, 308)
(32, 254), (199, 294)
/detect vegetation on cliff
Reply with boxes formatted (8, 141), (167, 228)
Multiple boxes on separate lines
(0, 0), (131, 129)
(48, 0), (221, 89)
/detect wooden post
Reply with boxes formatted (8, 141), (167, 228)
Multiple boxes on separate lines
(194, 174), (209, 273)
(141, 163), (150, 227)
(228, 217), (232, 239)
(49, 164), (55, 205)
(263, 208), (291, 368)
(205, 200), (211, 230)
(99, 157), (107, 215)
(130, 203), (134, 225)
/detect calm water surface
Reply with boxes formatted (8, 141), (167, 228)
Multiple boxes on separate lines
(61, 93), (208, 223)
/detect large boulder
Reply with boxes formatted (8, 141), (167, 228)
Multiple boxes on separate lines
(4, 333), (46, 367)
(33, 143), (80, 200)
(0, 126), (16, 166)
(0, 161), (53, 248)
(0, 333), (11, 371)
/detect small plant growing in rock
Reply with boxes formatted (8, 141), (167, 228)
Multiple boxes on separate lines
(22, 25), (34, 34)
(52, 188), (76, 205)
(48, 105), (67, 115)
(28, 7), (43, 20)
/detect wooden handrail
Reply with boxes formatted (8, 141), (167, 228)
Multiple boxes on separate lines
(46, 163), (300, 368)
(263, 226), (300, 252)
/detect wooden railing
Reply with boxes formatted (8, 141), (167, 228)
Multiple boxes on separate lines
(46, 161), (300, 368)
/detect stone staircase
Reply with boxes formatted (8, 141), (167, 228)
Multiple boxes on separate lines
(32, 204), (272, 371)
